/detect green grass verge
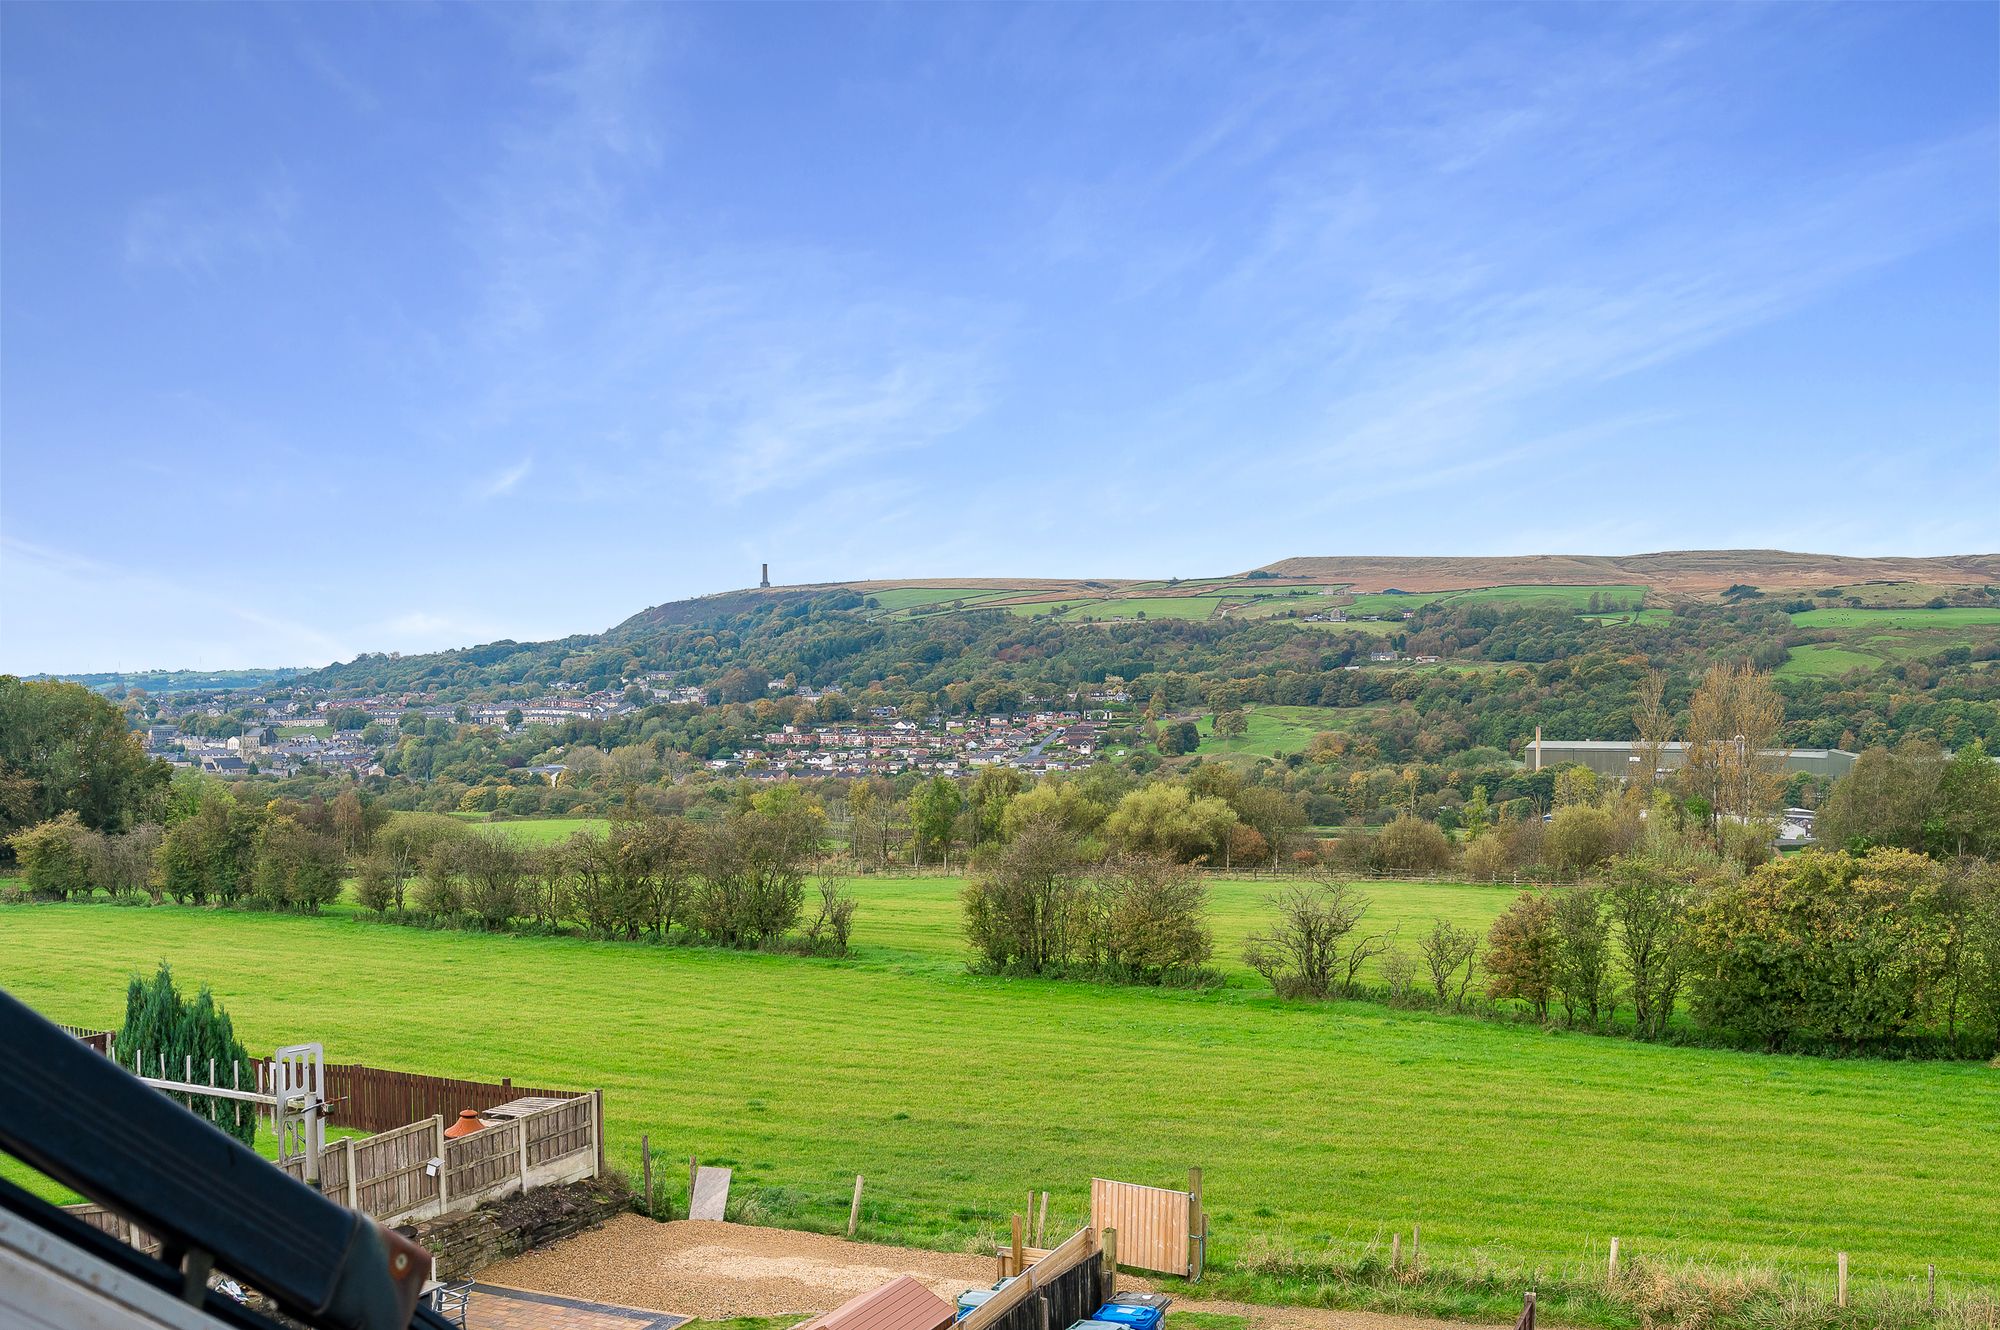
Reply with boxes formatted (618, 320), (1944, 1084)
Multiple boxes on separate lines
(4, 900), (1996, 1293)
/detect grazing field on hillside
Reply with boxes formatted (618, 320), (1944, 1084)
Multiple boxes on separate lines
(1076, 596), (1229, 620)
(1819, 582), (1989, 607)
(1577, 608), (1673, 625)
(5, 904), (1995, 1292)
(1445, 583), (1647, 608)
(1776, 645), (1885, 678)
(1790, 607), (2000, 629)
(871, 587), (1020, 612)
(1002, 597), (1094, 617)
(1193, 705), (1375, 760)
(1345, 591), (1453, 615)
(442, 814), (613, 844)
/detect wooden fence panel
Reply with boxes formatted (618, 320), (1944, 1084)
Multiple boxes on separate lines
(247, 1058), (585, 1133)
(60, 1025), (113, 1055)
(1091, 1178), (1191, 1278)
(445, 1119), (522, 1205)
(66, 1095), (596, 1253)
(525, 1097), (592, 1168)
(65, 1204), (161, 1258)
(352, 1118), (442, 1223)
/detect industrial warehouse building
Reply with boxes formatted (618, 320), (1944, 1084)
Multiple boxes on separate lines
(1525, 737), (1859, 782)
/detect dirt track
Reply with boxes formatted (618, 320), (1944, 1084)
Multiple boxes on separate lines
(479, 1216), (1506, 1330)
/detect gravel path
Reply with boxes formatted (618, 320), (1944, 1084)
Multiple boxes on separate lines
(479, 1217), (1506, 1330)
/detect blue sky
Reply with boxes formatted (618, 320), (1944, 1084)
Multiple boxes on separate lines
(2, 3), (1995, 672)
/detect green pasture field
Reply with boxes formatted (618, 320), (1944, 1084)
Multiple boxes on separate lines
(1443, 583), (1647, 609)
(1347, 585), (1648, 618)
(1295, 618), (1397, 635)
(1074, 597), (1228, 621)
(1577, 608), (1673, 625)
(832, 873), (1511, 987)
(5, 898), (1996, 1292)
(1002, 597), (1096, 617)
(1226, 593), (1348, 619)
(1194, 705), (1373, 760)
(1816, 583), (1987, 607)
(436, 814), (613, 844)
(1790, 607), (2000, 630)
(867, 587), (1024, 611)
(1344, 592), (1449, 616)
(1776, 645), (1885, 679)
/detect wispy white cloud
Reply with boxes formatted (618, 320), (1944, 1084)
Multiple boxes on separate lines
(0, 537), (348, 672)
(473, 456), (534, 501)
(124, 182), (298, 273)
(423, 6), (1001, 509)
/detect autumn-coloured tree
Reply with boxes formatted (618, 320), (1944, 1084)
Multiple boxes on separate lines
(1485, 890), (1558, 1020)
(1679, 661), (1785, 829)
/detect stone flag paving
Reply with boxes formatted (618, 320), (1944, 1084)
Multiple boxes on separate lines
(465, 1282), (690, 1330)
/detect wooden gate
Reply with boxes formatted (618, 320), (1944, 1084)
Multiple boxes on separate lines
(1090, 1171), (1206, 1278)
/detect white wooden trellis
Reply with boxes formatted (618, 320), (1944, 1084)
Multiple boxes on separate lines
(128, 1042), (326, 1182)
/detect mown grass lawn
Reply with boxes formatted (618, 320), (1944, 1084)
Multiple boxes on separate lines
(4, 898), (1995, 1293)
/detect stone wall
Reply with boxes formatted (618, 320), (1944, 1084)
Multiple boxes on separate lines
(408, 1176), (630, 1281)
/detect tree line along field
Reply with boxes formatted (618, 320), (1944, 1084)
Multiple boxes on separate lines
(4, 895), (1996, 1293)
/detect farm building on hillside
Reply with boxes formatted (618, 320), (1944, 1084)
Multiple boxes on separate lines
(1526, 738), (1858, 782)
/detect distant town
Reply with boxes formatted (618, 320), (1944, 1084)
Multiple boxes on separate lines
(139, 673), (1144, 783)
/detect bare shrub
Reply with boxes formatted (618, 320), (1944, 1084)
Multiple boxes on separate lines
(1244, 876), (1374, 999)
(804, 876), (859, 955)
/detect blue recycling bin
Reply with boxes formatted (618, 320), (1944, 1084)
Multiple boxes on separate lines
(1102, 1294), (1172, 1312)
(1093, 1303), (1166, 1330)
(959, 1278), (1019, 1320)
